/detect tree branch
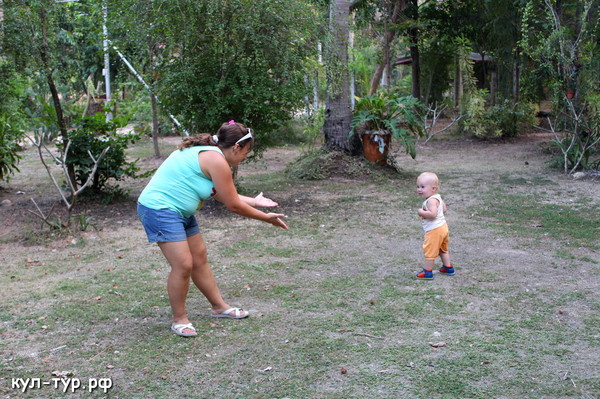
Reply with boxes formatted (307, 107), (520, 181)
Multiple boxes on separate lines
(422, 104), (462, 144)
(26, 132), (111, 227)
(27, 199), (60, 228)
(73, 147), (110, 197)
(27, 134), (72, 209)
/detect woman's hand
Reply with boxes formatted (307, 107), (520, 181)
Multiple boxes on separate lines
(255, 192), (279, 207)
(266, 213), (289, 230)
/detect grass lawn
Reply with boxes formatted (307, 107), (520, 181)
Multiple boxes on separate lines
(1, 135), (599, 398)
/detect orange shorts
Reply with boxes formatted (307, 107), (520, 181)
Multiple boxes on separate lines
(423, 224), (449, 260)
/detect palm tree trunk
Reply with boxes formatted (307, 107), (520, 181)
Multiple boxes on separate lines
(323, 0), (360, 154)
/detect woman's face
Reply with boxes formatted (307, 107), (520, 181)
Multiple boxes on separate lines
(227, 143), (252, 167)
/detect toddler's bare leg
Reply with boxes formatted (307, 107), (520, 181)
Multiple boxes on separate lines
(424, 259), (435, 270)
(440, 251), (451, 267)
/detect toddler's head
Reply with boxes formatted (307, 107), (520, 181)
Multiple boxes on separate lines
(416, 172), (440, 198)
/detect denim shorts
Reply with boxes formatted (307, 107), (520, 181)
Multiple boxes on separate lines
(137, 203), (200, 243)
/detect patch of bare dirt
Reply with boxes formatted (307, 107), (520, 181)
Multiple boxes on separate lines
(1, 131), (597, 245)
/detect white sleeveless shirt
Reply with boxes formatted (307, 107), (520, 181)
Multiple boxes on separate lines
(421, 194), (447, 232)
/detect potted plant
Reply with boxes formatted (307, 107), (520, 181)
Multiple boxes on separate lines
(566, 88), (576, 99)
(566, 79), (576, 99)
(351, 91), (424, 164)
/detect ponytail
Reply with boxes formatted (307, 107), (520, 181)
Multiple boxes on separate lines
(178, 134), (217, 150)
(177, 121), (253, 150)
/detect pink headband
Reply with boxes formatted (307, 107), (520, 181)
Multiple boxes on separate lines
(228, 120), (235, 125)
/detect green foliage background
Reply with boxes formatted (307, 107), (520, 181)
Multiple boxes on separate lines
(1, 0), (599, 179)
(58, 114), (141, 193)
(0, 59), (28, 182)
(110, 0), (321, 143)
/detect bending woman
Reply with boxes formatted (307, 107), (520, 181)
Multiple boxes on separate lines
(137, 121), (288, 337)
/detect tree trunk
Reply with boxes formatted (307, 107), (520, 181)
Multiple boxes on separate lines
(150, 94), (161, 157)
(369, 0), (406, 95)
(323, 0), (360, 154)
(490, 70), (497, 106)
(512, 51), (520, 102)
(409, 35), (420, 99)
(370, 61), (387, 96)
(313, 74), (319, 115)
(40, 5), (76, 188)
(349, 23), (355, 109)
(408, 0), (420, 99)
(480, 52), (487, 89)
(454, 57), (462, 107)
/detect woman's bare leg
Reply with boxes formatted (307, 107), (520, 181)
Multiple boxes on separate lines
(157, 240), (195, 334)
(187, 234), (248, 316)
(186, 234), (229, 312)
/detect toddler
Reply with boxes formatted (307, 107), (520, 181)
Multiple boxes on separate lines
(415, 172), (455, 280)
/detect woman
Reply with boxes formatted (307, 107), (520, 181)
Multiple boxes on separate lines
(137, 121), (288, 337)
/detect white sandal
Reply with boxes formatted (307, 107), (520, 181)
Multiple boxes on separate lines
(210, 307), (249, 319)
(171, 323), (197, 337)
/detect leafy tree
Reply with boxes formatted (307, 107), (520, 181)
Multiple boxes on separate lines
(349, 34), (379, 98)
(105, 0), (173, 155)
(3, 0), (105, 186)
(352, 0), (410, 96)
(109, 0), (320, 147)
(417, 0), (527, 104)
(0, 60), (27, 182)
(0, 114), (23, 182)
(521, 0), (600, 173)
(405, 0), (421, 99)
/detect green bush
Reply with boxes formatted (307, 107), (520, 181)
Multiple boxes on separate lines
(58, 114), (141, 193)
(461, 91), (535, 138)
(269, 118), (306, 146)
(0, 114), (23, 183)
(461, 90), (494, 137)
(300, 107), (325, 152)
(0, 61), (27, 183)
(488, 100), (536, 138)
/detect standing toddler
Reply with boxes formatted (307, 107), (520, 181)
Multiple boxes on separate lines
(415, 172), (455, 280)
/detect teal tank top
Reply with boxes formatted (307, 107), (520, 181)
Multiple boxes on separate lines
(138, 146), (223, 218)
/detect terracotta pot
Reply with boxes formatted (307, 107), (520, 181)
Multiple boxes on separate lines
(361, 131), (391, 165)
